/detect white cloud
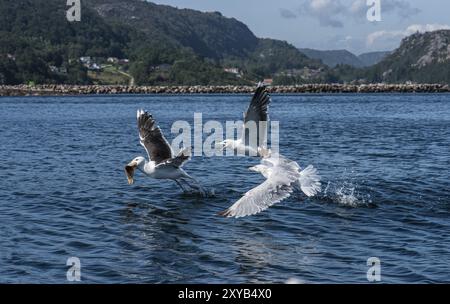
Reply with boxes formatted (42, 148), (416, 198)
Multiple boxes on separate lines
(293, 0), (421, 28)
(367, 24), (450, 46)
(298, 0), (346, 28)
(382, 0), (421, 18)
(349, 0), (366, 15)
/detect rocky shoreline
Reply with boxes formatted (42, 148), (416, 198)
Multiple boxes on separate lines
(1, 83), (450, 96)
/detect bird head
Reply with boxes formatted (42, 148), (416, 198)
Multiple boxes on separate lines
(249, 164), (266, 173)
(125, 156), (145, 185)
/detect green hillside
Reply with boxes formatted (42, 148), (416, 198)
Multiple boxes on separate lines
(1, 0), (448, 86)
(0, 0), (324, 85)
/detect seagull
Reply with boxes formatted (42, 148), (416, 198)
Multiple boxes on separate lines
(217, 83), (271, 156)
(218, 148), (321, 218)
(125, 110), (206, 195)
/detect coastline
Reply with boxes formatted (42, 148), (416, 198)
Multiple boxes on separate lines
(1, 83), (450, 96)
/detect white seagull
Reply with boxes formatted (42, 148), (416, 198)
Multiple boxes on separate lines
(219, 148), (321, 218)
(125, 110), (206, 195)
(217, 83), (271, 156)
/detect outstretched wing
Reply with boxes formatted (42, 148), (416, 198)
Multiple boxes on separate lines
(219, 180), (294, 218)
(219, 162), (299, 218)
(137, 109), (173, 164)
(244, 84), (271, 125)
(241, 84), (271, 150)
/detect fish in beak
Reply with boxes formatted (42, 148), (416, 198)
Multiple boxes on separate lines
(125, 161), (137, 185)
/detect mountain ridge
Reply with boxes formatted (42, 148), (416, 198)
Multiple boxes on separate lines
(358, 51), (392, 67)
(299, 48), (391, 68)
(0, 0), (326, 85)
(85, 0), (259, 59)
(365, 30), (450, 83)
(0, 0), (449, 85)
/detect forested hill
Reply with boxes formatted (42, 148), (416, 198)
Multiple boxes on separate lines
(299, 49), (391, 68)
(1, 0), (448, 86)
(0, 0), (323, 85)
(0, 0), (135, 84)
(85, 0), (259, 59)
(299, 49), (365, 68)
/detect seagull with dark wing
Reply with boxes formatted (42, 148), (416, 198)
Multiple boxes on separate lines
(217, 83), (271, 156)
(219, 148), (321, 218)
(125, 110), (206, 195)
(217, 84), (321, 218)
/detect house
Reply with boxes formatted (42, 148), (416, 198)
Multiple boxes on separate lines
(79, 56), (92, 64)
(107, 57), (119, 64)
(275, 67), (324, 80)
(224, 67), (240, 75)
(49, 65), (68, 74)
(118, 59), (130, 65)
(88, 63), (101, 71)
(262, 78), (273, 86)
(79, 56), (102, 70)
(276, 69), (304, 78)
(224, 67), (242, 78)
(107, 57), (129, 65)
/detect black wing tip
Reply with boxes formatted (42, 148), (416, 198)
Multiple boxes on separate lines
(137, 109), (153, 119)
(138, 110), (156, 130)
(255, 85), (268, 95)
(253, 85), (271, 103)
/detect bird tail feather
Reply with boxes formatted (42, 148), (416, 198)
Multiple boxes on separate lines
(169, 147), (191, 168)
(298, 165), (321, 197)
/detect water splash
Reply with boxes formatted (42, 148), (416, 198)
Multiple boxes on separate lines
(321, 180), (373, 208)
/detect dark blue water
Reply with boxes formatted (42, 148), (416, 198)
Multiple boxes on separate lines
(1, 94), (449, 283)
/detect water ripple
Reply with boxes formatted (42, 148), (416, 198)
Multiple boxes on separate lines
(0, 94), (449, 283)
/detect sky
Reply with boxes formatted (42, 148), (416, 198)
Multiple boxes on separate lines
(151, 0), (450, 54)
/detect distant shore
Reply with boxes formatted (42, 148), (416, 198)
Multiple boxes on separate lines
(1, 84), (450, 96)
